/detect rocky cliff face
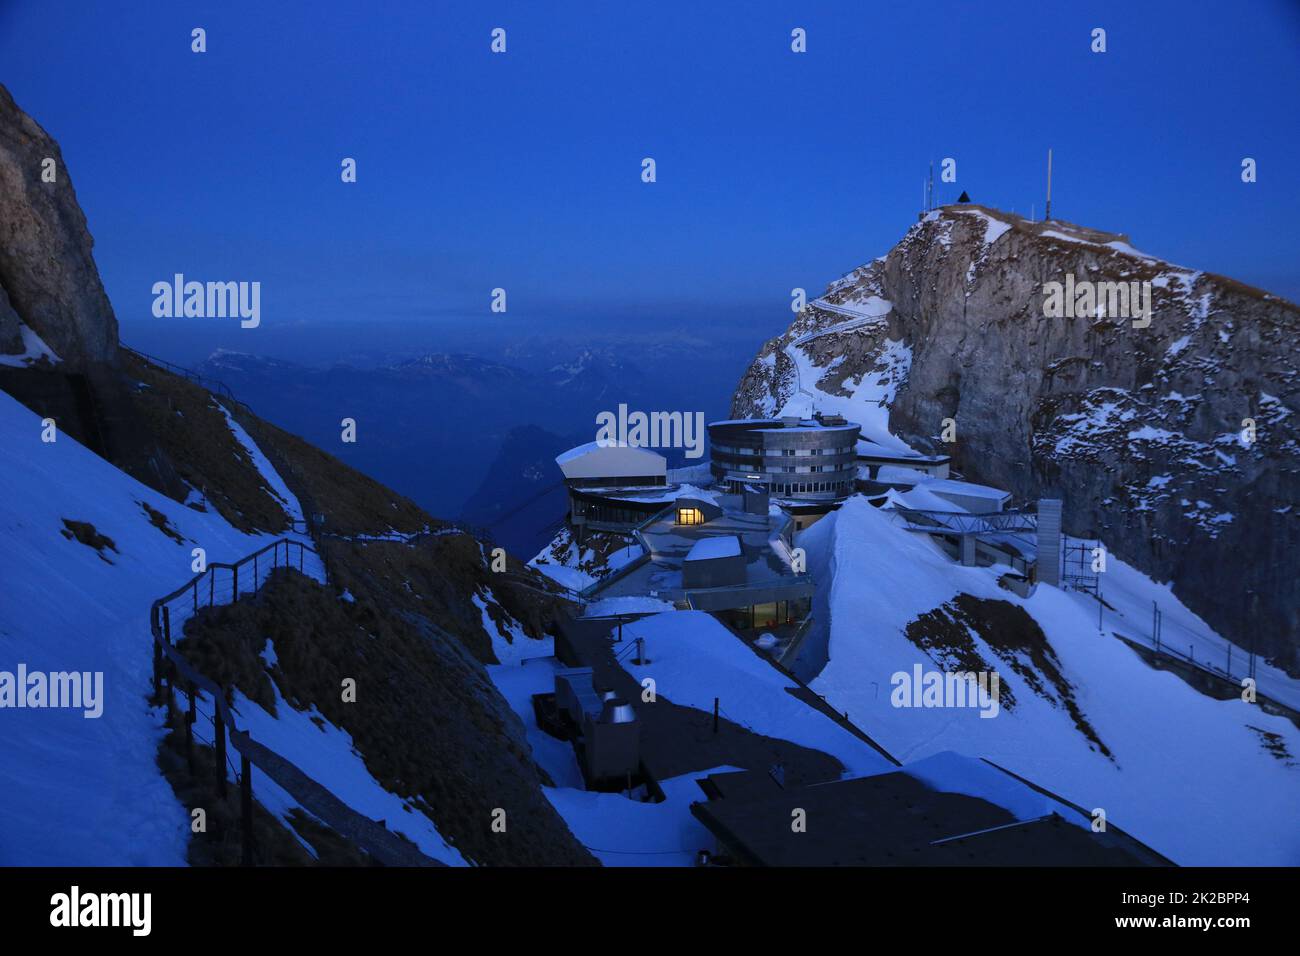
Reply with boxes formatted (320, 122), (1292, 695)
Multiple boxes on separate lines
(0, 83), (119, 369)
(733, 204), (1300, 672)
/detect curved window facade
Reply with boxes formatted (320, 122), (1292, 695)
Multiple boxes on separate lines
(708, 417), (861, 502)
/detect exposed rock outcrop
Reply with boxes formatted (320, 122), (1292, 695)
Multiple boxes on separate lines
(733, 205), (1300, 672)
(0, 84), (188, 498)
(0, 83), (118, 369)
(0, 283), (24, 354)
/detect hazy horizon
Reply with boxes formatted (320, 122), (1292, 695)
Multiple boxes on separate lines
(2, 0), (1298, 376)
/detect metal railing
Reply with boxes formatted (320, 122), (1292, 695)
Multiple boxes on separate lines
(149, 537), (439, 866)
(123, 345), (251, 414)
(1116, 600), (1256, 687)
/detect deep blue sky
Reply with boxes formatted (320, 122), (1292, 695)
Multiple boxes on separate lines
(2, 0), (1297, 366)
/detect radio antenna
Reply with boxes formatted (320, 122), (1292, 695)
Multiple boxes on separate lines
(1045, 148), (1053, 221)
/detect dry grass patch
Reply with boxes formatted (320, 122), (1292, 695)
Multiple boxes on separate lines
(123, 353), (289, 534)
(323, 534), (563, 665)
(180, 569), (594, 866)
(231, 408), (431, 538)
(905, 594), (1112, 758)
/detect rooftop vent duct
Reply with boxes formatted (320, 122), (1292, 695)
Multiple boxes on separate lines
(599, 699), (637, 724)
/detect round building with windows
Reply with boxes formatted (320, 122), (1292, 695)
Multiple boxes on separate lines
(708, 414), (861, 502)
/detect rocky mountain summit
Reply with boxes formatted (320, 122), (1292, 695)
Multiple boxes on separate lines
(733, 204), (1299, 672)
(0, 84), (118, 369)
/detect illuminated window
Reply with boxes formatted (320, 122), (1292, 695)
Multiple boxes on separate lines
(677, 507), (704, 525)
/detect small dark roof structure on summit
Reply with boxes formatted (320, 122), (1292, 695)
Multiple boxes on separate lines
(957, 190), (971, 203)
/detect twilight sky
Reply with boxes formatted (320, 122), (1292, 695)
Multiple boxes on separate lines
(2, 0), (1297, 365)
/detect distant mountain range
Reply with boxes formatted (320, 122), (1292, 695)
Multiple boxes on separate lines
(195, 344), (725, 554)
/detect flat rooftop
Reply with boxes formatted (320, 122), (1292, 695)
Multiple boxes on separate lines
(588, 494), (813, 607)
(553, 615), (852, 786)
(570, 482), (716, 504)
(691, 765), (1166, 866)
(712, 417), (858, 433)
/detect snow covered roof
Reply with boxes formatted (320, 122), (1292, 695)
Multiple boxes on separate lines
(923, 478), (1011, 501)
(856, 438), (948, 463)
(886, 484), (967, 513)
(555, 441), (667, 480)
(876, 465), (927, 485)
(685, 536), (741, 562)
(884, 478), (1009, 512)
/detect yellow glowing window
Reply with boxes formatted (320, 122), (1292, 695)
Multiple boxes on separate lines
(677, 507), (704, 525)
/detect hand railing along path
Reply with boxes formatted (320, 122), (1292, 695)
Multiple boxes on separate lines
(123, 345), (251, 414)
(150, 537), (440, 866)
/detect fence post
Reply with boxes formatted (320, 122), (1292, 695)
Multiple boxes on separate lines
(215, 716), (227, 797)
(186, 684), (195, 773)
(241, 753), (254, 866)
(152, 637), (162, 701)
(161, 607), (174, 717)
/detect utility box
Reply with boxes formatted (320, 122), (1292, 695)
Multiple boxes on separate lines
(742, 484), (770, 515)
(555, 667), (601, 727)
(555, 669), (642, 788)
(584, 698), (641, 786)
(682, 535), (746, 589)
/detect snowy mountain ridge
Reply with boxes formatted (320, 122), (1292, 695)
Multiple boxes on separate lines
(732, 203), (1300, 674)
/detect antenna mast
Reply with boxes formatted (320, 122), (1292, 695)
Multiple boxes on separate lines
(1045, 148), (1053, 221)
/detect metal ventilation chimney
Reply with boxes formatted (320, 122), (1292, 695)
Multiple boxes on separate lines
(1036, 499), (1063, 587)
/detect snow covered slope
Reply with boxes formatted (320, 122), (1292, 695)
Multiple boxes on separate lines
(0, 390), (301, 863)
(800, 496), (1300, 866)
(0, 389), (461, 865)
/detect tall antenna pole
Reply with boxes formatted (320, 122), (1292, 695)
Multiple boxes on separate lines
(1045, 148), (1053, 221)
(928, 160), (934, 211)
